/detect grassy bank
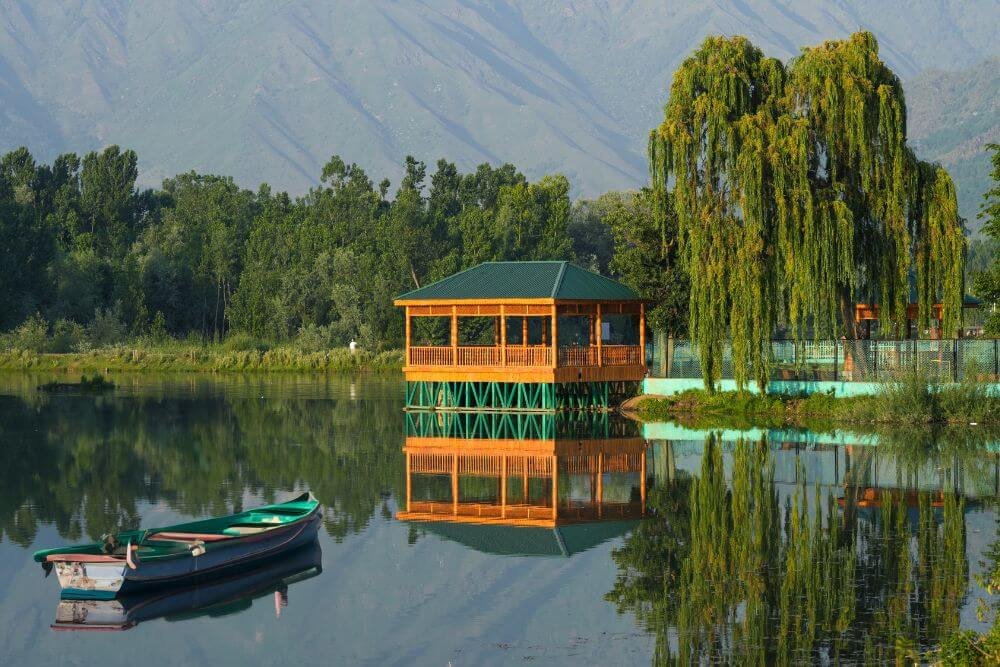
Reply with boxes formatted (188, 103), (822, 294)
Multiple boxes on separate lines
(0, 344), (404, 374)
(634, 371), (1000, 427)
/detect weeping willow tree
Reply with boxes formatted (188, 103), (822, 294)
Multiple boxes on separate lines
(650, 32), (966, 391)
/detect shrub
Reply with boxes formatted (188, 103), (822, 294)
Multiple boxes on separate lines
(937, 373), (998, 424)
(221, 332), (270, 353)
(49, 319), (86, 353)
(876, 366), (939, 423)
(148, 311), (170, 344)
(88, 306), (126, 348)
(295, 323), (335, 353)
(8, 313), (50, 352)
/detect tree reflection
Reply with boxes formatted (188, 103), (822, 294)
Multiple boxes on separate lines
(0, 389), (404, 546)
(607, 435), (970, 664)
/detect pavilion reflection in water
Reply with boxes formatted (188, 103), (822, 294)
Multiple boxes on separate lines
(397, 415), (1000, 558)
(397, 412), (650, 556)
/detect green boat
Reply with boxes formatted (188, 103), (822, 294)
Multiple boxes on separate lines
(34, 493), (321, 600)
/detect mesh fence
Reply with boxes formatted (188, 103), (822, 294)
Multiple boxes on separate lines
(652, 338), (1000, 383)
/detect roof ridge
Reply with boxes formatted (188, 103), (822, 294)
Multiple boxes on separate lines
(550, 261), (569, 299)
(487, 260), (563, 264)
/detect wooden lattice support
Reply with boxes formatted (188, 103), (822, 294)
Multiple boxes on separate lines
(404, 380), (639, 412)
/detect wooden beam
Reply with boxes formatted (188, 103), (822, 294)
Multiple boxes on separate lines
(501, 454), (507, 519)
(597, 450), (603, 518)
(395, 297), (557, 307)
(551, 454), (558, 520)
(596, 302), (603, 367)
(500, 305), (506, 366)
(404, 306), (412, 365)
(452, 453), (459, 515)
(451, 305), (458, 365)
(551, 304), (558, 369)
(522, 315), (528, 348)
(406, 451), (412, 511)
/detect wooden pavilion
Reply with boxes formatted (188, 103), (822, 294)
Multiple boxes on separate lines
(394, 261), (648, 410)
(853, 295), (981, 339)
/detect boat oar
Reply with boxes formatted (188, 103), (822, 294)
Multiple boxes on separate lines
(125, 540), (140, 570)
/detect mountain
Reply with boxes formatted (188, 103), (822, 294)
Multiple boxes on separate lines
(1, 1), (997, 220)
(905, 59), (1000, 228)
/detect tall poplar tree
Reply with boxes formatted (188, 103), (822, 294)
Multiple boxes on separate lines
(650, 32), (966, 391)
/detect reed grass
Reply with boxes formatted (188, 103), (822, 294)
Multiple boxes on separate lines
(0, 344), (404, 374)
(636, 367), (1000, 426)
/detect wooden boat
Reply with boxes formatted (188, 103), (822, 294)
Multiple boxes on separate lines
(51, 541), (322, 631)
(33, 493), (321, 600)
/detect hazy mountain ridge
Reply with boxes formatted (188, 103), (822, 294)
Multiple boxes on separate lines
(905, 58), (1000, 226)
(1, 0), (997, 223)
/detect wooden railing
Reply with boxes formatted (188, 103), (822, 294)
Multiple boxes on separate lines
(409, 346), (453, 365)
(407, 344), (642, 368)
(456, 346), (501, 366)
(602, 345), (642, 366)
(505, 346), (552, 367)
(558, 346), (598, 367)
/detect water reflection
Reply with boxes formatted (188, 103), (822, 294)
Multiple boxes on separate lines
(399, 412), (648, 556)
(52, 542), (322, 631)
(0, 374), (997, 662)
(0, 377), (404, 547)
(609, 435), (989, 664)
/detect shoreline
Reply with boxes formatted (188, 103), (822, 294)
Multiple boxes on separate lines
(631, 386), (1000, 429)
(0, 347), (404, 375)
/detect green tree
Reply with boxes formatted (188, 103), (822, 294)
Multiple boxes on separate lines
(567, 197), (615, 274)
(79, 145), (139, 257)
(606, 189), (689, 335)
(135, 172), (258, 339)
(650, 32), (965, 390)
(0, 148), (57, 329)
(973, 144), (1000, 334)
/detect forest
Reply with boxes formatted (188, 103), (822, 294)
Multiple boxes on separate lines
(0, 145), (683, 355)
(2, 32), (999, 366)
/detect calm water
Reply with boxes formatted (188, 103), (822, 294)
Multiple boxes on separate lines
(0, 373), (997, 665)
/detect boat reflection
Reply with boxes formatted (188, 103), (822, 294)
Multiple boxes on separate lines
(398, 412), (648, 556)
(51, 541), (322, 631)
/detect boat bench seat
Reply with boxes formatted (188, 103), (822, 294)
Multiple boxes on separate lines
(222, 524), (282, 536)
(147, 532), (231, 543)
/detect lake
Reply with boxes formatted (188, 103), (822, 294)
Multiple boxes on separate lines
(0, 373), (997, 665)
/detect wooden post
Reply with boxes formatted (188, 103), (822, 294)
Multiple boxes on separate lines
(522, 316), (528, 348)
(551, 304), (559, 368)
(451, 453), (459, 516)
(596, 302), (603, 367)
(501, 454), (507, 518)
(404, 306), (411, 365)
(597, 450), (603, 518)
(639, 302), (646, 370)
(551, 454), (558, 520)
(542, 317), (548, 346)
(451, 305), (458, 365)
(405, 451), (412, 511)
(500, 304), (506, 366)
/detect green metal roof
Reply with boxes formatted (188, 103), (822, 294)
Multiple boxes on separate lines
(415, 520), (638, 557)
(395, 261), (641, 302)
